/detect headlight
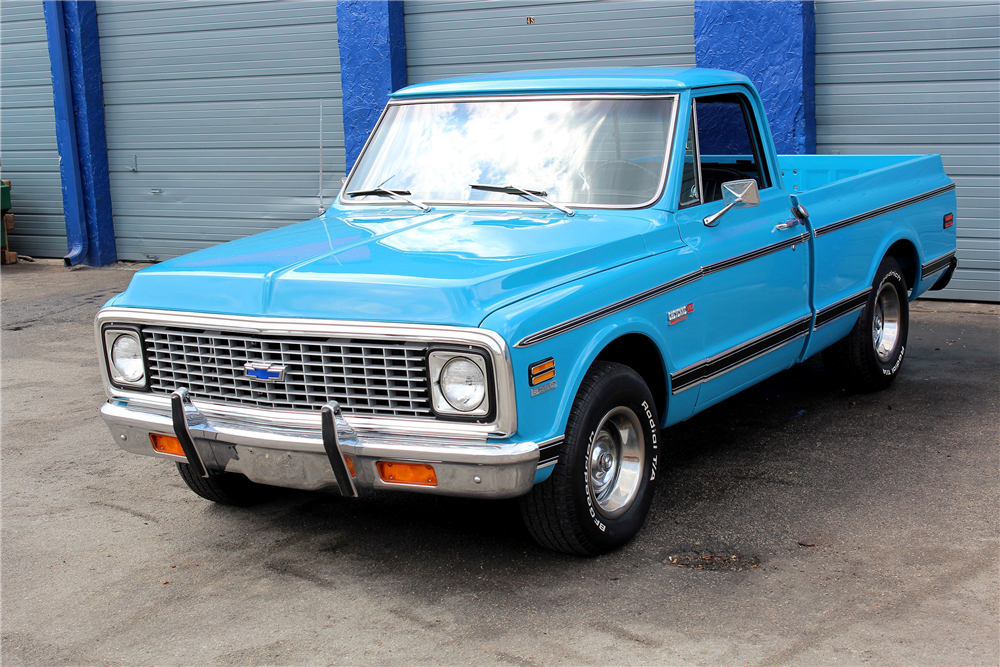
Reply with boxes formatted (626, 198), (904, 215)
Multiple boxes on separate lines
(428, 350), (491, 418)
(111, 335), (144, 382)
(440, 357), (486, 411)
(102, 327), (147, 388)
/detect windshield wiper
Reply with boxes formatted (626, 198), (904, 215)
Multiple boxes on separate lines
(469, 184), (575, 217)
(347, 187), (430, 212)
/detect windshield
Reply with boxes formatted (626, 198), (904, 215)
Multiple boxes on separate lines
(343, 97), (676, 208)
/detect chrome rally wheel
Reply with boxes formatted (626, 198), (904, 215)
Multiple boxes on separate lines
(822, 255), (909, 391)
(587, 406), (645, 519)
(872, 281), (902, 362)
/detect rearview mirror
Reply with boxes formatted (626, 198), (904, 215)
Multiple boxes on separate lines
(703, 179), (760, 227)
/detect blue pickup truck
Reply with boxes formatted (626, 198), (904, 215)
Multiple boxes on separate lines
(97, 68), (957, 554)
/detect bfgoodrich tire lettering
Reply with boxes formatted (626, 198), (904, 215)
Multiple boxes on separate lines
(823, 256), (910, 391)
(519, 361), (659, 555)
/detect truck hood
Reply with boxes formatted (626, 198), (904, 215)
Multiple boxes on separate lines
(113, 207), (673, 327)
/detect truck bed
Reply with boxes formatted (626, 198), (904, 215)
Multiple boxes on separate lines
(778, 154), (926, 194)
(777, 153), (957, 358)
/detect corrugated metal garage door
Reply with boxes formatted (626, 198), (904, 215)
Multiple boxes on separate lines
(95, 0), (344, 261)
(816, 0), (1000, 302)
(404, 0), (695, 84)
(0, 1), (67, 258)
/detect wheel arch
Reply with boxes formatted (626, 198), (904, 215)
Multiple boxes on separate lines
(593, 332), (669, 420)
(865, 229), (923, 297)
(545, 320), (674, 440)
(884, 237), (919, 292)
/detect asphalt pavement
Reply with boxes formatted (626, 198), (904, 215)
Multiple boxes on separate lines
(2, 259), (997, 666)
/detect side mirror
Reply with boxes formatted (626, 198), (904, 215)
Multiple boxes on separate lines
(703, 179), (760, 227)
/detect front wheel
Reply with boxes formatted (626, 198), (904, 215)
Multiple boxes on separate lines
(176, 462), (271, 506)
(520, 361), (660, 555)
(823, 256), (910, 391)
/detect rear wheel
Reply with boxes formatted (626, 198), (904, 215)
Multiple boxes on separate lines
(176, 462), (270, 506)
(823, 256), (910, 391)
(520, 361), (659, 555)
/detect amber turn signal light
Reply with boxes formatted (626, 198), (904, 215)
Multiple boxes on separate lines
(376, 461), (437, 486)
(344, 455), (357, 478)
(529, 358), (556, 386)
(150, 433), (185, 457)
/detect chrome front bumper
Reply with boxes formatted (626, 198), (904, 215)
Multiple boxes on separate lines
(100, 395), (539, 499)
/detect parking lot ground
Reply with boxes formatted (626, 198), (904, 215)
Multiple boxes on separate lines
(2, 259), (998, 666)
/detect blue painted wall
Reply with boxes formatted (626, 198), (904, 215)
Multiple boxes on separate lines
(336, 0), (407, 170)
(43, 0), (87, 265)
(694, 0), (816, 155)
(43, 0), (115, 266)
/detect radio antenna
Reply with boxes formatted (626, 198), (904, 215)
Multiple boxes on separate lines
(318, 99), (325, 214)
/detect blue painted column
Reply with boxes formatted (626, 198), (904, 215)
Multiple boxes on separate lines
(43, 0), (115, 266)
(694, 0), (816, 154)
(336, 0), (407, 170)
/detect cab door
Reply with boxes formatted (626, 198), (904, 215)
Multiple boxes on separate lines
(672, 89), (812, 407)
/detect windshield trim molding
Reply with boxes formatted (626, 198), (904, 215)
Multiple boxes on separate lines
(337, 93), (681, 212)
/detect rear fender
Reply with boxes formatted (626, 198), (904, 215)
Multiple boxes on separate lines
(867, 230), (923, 299)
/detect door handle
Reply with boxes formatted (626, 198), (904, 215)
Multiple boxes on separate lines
(774, 204), (809, 231)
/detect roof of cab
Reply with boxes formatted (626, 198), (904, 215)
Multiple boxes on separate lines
(390, 67), (752, 99)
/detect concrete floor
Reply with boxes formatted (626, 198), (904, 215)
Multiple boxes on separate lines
(2, 259), (998, 666)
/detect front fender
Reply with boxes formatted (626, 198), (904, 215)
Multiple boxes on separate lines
(482, 247), (704, 456)
(539, 317), (672, 443)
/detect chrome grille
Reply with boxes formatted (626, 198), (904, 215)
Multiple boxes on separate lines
(141, 326), (432, 417)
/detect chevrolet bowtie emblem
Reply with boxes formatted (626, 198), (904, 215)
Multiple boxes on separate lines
(244, 361), (286, 382)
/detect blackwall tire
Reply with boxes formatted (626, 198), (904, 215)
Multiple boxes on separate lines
(823, 256), (910, 392)
(519, 361), (660, 556)
(176, 462), (271, 506)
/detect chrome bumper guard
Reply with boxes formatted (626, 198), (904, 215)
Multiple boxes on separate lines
(102, 395), (539, 499)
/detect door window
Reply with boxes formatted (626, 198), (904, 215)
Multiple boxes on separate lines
(693, 94), (770, 203)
